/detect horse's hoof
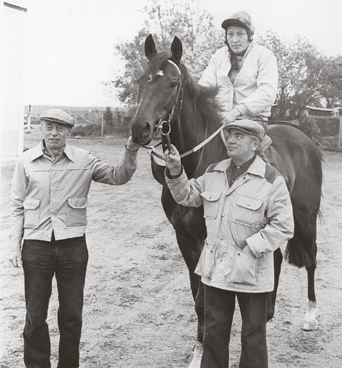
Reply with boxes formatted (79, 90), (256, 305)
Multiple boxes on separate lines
(302, 318), (318, 330)
(188, 341), (203, 368)
(302, 301), (318, 331)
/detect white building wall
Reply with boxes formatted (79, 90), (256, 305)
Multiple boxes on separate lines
(1, 2), (27, 161)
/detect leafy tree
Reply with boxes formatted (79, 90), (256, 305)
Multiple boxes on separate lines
(320, 56), (342, 108)
(258, 31), (341, 120)
(104, 0), (223, 113)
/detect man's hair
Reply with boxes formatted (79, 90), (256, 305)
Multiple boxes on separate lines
(249, 134), (262, 151)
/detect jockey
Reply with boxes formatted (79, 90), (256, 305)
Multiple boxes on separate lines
(198, 11), (278, 147)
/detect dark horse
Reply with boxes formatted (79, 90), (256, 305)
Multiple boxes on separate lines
(131, 34), (322, 363)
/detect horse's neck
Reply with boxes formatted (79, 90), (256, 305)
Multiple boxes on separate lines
(171, 102), (227, 178)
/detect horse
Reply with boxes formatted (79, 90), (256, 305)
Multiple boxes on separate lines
(130, 34), (323, 366)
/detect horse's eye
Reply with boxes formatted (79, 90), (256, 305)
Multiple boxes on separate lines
(170, 81), (178, 88)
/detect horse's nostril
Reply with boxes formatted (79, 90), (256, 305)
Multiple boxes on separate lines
(141, 122), (152, 138)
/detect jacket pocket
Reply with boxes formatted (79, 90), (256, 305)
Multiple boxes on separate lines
(195, 241), (216, 281)
(200, 192), (221, 219)
(233, 196), (263, 227)
(228, 246), (258, 286)
(23, 198), (40, 229)
(67, 197), (88, 226)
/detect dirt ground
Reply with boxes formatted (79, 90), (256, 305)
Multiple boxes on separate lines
(1, 127), (342, 368)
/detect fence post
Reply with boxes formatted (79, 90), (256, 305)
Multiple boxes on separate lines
(101, 111), (104, 138)
(339, 116), (342, 148)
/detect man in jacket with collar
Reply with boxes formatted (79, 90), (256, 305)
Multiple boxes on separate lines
(9, 109), (141, 368)
(164, 120), (294, 368)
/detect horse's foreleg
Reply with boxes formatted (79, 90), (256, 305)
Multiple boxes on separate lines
(185, 277), (204, 368)
(195, 279), (204, 343)
(267, 247), (283, 321)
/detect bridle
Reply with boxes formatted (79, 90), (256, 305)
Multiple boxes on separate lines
(157, 60), (183, 153)
(143, 59), (227, 161)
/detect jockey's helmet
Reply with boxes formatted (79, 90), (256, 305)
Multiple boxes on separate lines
(221, 11), (255, 36)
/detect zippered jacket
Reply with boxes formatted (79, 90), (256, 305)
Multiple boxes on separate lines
(10, 142), (137, 248)
(199, 43), (278, 121)
(165, 155), (294, 293)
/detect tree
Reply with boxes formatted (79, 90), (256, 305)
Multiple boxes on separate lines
(103, 106), (113, 127)
(320, 56), (342, 108)
(258, 31), (341, 120)
(104, 0), (223, 113)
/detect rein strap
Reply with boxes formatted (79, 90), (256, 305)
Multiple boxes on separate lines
(144, 122), (227, 161)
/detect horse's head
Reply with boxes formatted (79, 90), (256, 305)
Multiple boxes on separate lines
(130, 34), (183, 145)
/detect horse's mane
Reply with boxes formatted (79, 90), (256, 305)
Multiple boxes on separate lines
(146, 51), (222, 129)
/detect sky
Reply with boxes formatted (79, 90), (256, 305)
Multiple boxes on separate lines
(7, 0), (342, 107)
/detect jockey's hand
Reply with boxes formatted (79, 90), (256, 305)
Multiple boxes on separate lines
(9, 248), (22, 268)
(221, 108), (241, 124)
(164, 145), (182, 177)
(126, 136), (141, 152)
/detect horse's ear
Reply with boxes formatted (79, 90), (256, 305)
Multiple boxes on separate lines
(170, 36), (183, 63)
(145, 34), (157, 60)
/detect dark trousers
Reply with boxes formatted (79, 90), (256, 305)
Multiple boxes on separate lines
(201, 284), (268, 368)
(22, 235), (88, 368)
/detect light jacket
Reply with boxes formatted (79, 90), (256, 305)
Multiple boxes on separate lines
(166, 155), (294, 293)
(10, 142), (138, 248)
(198, 43), (278, 121)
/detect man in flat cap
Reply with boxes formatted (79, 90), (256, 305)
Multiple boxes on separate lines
(9, 109), (141, 368)
(163, 120), (294, 368)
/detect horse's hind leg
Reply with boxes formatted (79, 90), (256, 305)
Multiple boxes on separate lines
(302, 262), (318, 330)
(289, 210), (319, 330)
(267, 247), (283, 321)
(302, 228), (318, 330)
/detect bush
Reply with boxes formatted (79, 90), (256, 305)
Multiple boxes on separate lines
(71, 123), (131, 138)
(320, 136), (339, 148)
(71, 125), (102, 137)
(315, 117), (339, 136)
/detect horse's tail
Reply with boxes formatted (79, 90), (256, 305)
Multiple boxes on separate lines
(284, 217), (308, 268)
(284, 205), (322, 269)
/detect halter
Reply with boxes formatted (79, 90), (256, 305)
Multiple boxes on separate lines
(157, 60), (183, 153)
(143, 59), (226, 161)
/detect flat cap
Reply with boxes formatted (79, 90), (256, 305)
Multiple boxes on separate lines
(40, 109), (75, 127)
(225, 120), (265, 141)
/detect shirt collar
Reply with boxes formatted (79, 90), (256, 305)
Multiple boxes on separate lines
(29, 141), (75, 162)
(212, 155), (266, 178)
(42, 140), (65, 160)
(229, 155), (255, 170)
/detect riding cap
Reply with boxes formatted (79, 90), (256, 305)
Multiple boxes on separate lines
(225, 120), (265, 141)
(221, 11), (255, 35)
(40, 109), (75, 128)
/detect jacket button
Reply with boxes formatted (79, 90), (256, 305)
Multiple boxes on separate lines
(238, 253), (240, 256)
